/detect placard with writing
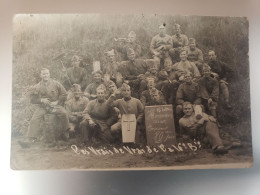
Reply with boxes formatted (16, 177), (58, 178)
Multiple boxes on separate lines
(145, 105), (176, 146)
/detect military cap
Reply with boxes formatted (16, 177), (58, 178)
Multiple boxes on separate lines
(174, 23), (181, 29)
(71, 55), (80, 62)
(189, 38), (196, 44)
(71, 84), (82, 92)
(202, 64), (211, 71)
(121, 83), (131, 90)
(96, 84), (106, 92)
(159, 23), (166, 28)
(128, 31), (136, 37)
(92, 70), (103, 76)
(105, 49), (115, 56)
(105, 80), (116, 88)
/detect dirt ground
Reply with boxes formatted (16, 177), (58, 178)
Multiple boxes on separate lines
(10, 136), (253, 170)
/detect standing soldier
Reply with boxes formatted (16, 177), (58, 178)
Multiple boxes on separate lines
(186, 38), (204, 73)
(150, 23), (173, 69)
(115, 31), (142, 60)
(170, 23), (189, 63)
(197, 65), (219, 118)
(19, 68), (70, 147)
(60, 55), (88, 91)
(65, 84), (89, 138)
(208, 50), (232, 109)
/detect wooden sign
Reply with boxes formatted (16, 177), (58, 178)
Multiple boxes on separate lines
(121, 114), (136, 143)
(145, 105), (176, 146)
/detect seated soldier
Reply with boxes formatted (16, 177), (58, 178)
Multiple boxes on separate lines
(170, 23), (189, 63)
(179, 102), (227, 155)
(208, 50), (232, 109)
(103, 49), (123, 87)
(60, 55), (88, 91)
(140, 77), (166, 106)
(19, 68), (70, 148)
(65, 84), (89, 138)
(186, 38), (204, 73)
(84, 70), (104, 100)
(172, 49), (201, 81)
(108, 84), (145, 144)
(150, 23), (173, 69)
(115, 31), (142, 60)
(105, 80), (123, 100)
(176, 72), (202, 118)
(80, 85), (118, 145)
(197, 65), (219, 118)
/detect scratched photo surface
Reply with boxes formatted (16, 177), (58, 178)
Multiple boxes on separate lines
(11, 14), (253, 170)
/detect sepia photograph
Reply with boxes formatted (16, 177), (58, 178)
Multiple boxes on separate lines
(10, 14), (253, 170)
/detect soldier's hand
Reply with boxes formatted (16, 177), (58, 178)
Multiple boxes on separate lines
(89, 120), (95, 127)
(41, 98), (51, 105)
(137, 74), (145, 80)
(208, 98), (213, 104)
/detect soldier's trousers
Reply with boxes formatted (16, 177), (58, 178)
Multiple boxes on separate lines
(27, 105), (70, 139)
(203, 121), (223, 149)
(220, 82), (230, 103)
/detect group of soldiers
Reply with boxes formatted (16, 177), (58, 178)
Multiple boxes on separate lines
(19, 23), (233, 155)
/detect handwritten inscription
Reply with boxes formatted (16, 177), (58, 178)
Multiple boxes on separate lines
(71, 141), (201, 156)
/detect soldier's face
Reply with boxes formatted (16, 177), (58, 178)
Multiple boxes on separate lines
(93, 74), (102, 83)
(74, 91), (81, 99)
(208, 51), (217, 61)
(183, 104), (193, 116)
(184, 74), (192, 83)
(108, 84), (117, 93)
(147, 80), (155, 89)
(152, 92), (159, 101)
(175, 27), (181, 35)
(189, 42), (196, 50)
(72, 58), (80, 67)
(180, 51), (187, 61)
(127, 53), (135, 61)
(40, 70), (50, 82)
(159, 26), (166, 36)
(128, 35), (136, 43)
(150, 65), (158, 74)
(108, 54), (115, 63)
(164, 61), (172, 72)
(203, 69), (211, 78)
(122, 88), (131, 98)
(96, 89), (105, 101)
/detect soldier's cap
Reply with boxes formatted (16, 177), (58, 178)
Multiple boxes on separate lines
(159, 23), (166, 28)
(105, 49), (115, 56)
(121, 83), (131, 90)
(184, 72), (193, 77)
(105, 80), (116, 88)
(96, 84), (106, 92)
(128, 31), (136, 37)
(179, 48), (188, 54)
(189, 38), (196, 44)
(202, 64), (211, 71)
(183, 101), (193, 108)
(150, 87), (159, 95)
(71, 55), (80, 62)
(146, 77), (155, 82)
(174, 23), (181, 29)
(126, 48), (135, 56)
(72, 84), (82, 92)
(92, 70), (103, 76)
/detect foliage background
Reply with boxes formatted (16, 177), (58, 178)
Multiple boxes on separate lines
(12, 14), (251, 142)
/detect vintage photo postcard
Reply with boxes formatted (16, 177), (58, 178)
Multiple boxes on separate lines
(11, 14), (253, 170)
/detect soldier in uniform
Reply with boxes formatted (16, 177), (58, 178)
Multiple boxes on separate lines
(140, 77), (166, 106)
(80, 85), (118, 145)
(176, 72), (202, 117)
(109, 84), (145, 144)
(103, 49), (123, 87)
(170, 24), (189, 63)
(84, 70), (105, 100)
(19, 68), (70, 147)
(186, 38), (204, 73)
(208, 50), (232, 109)
(115, 31), (142, 60)
(60, 55), (88, 91)
(197, 65), (219, 118)
(65, 84), (89, 138)
(179, 102), (227, 155)
(150, 23), (173, 69)
(172, 49), (201, 81)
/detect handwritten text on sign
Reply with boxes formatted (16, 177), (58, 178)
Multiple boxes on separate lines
(145, 105), (176, 145)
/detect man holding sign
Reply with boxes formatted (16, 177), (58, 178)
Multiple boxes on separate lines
(109, 83), (145, 144)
